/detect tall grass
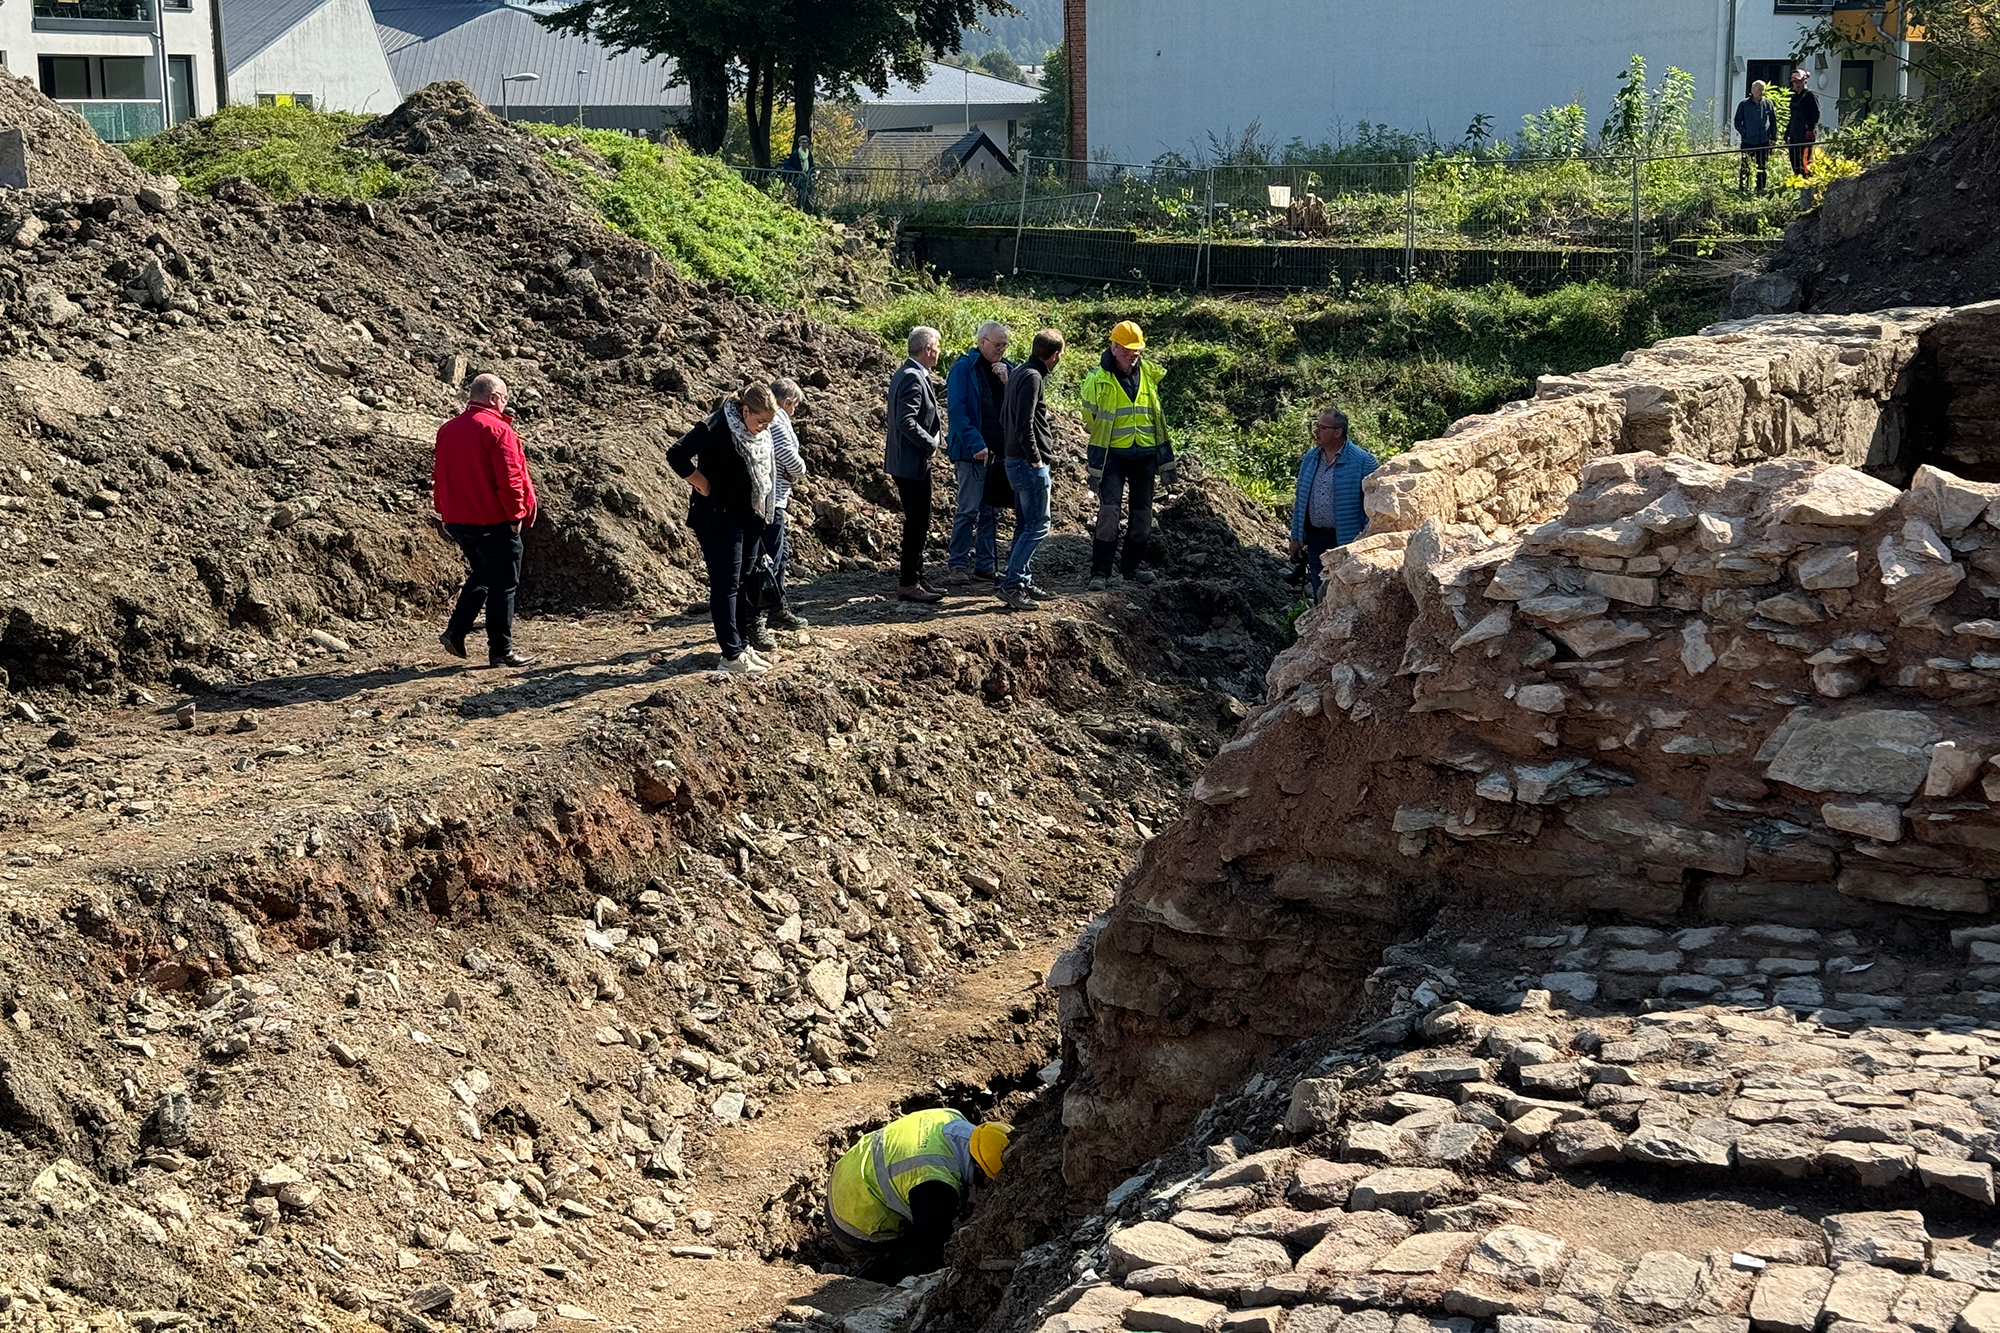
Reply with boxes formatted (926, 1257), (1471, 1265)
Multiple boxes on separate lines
(122, 105), (414, 200)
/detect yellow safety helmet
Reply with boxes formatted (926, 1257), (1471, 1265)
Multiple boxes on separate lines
(1109, 321), (1146, 350)
(969, 1121), (1012, 1180)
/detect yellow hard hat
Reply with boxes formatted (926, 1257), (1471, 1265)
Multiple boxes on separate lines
(970, 1121), (1012, 1179)
(1109, 321), (1146, 350)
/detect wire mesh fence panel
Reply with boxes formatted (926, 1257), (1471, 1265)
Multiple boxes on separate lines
(1014, 159), (1213, 235)
(965, 192), (1103, 227)
(1205, 162), (1412, 246)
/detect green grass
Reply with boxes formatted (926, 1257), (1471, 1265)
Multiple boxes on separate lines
(856, 276), (1719, 502)
(528, 126), (843, 307)
(122, 105), (415, 200)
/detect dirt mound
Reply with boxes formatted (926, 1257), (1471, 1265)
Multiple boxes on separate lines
(0, 77), (1285, 702)
(1726, 106), (2000, 317)
(0, 68), (165, 199)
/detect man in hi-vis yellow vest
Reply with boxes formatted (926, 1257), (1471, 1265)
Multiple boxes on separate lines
(825, 1108), (1010, 1280)
(1078, 320), (1177, 590)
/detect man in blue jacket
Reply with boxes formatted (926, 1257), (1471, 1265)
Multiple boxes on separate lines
(1734, 80), (1777, 193)
(944, 321), (1014, 585)
(1290, 408), (1378, 599)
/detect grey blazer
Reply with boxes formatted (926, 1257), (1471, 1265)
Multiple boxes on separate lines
(884, 357), (942, 480)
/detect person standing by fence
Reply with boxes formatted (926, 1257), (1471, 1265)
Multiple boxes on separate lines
(1079, 321), (1175, 590)
(782, 133), (815, 212)
(885, 328), (946, 604)
(1735, 80), (1777, 193)
(944, 321), (1014, 587)
(1786, 68), (1821, 179)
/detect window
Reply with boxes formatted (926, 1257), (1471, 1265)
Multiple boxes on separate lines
(167, 54), (193, 123)
(38, 55), (92, 98)
(99, 55), (146, 99)
(255, 92), (316, 109)
(33, 0), (155, 18)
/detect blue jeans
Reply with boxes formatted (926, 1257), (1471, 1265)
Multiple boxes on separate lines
(948, 459), (1000, 573)
(1003, 459), (1051, 590)
(1303, 523), (1339, 600)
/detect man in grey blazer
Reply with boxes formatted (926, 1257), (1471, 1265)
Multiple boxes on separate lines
(885, 326), (946, 603)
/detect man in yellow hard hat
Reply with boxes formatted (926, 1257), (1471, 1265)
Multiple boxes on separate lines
(824, 1109), (1011, 1280)
(1078, 320), (1175, 591)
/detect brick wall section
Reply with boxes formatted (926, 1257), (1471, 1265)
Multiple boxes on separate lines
(1065, 0), (1088, 177)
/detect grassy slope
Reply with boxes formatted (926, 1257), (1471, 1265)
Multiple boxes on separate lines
(857, 276), (1720, 501)
(123, 106), (1721, 504)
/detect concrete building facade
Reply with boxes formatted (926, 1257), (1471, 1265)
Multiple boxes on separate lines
(220, 0), (398, 113)
(1, 0), (222, 140)
(1073, 0), (1890, 165)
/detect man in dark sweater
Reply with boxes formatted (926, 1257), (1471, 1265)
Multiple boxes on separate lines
(1786, 67), (1822, 179)
(998, 328), (1065, 612)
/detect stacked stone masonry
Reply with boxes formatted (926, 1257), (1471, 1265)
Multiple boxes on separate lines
(1362, 305), (2000, 537)
(1059, 305), (2000, 1197)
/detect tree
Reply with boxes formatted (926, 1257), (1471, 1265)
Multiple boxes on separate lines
(1018, 42), (1067, 162)
(977, 48), (1021, 82)
(543, 0), (1015, 168)
(1800, 0), (2000, 126)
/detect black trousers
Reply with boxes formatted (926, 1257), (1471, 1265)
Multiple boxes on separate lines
(1739, 146), (1771, 191)
(760, 505), (790, 605)
(695, 512), (766, 658)
(893, 473), (932, 587)
(1092, 451), (1158, 576)
(1787, 137), (1814, 177)
(444, 522), (522, 660)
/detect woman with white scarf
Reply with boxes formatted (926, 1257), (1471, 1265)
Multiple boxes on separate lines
(666, 383), (779, 675)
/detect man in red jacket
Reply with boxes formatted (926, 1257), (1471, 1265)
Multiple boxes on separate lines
(434, 374), (538, 667)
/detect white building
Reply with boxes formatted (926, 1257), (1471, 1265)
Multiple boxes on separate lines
(1, 0), (221, 141)
(858, 62), (1041, 152)
(219, 0), (398, 114)
(1074, 0), (1895, 164)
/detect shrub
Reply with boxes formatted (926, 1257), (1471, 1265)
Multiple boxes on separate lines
(122, 104), (416, 200)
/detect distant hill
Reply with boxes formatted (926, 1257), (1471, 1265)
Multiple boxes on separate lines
(960, 0), (1061, 60)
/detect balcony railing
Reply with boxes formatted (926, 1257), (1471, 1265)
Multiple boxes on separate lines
(60, 99), (164, 142)
(33, 0), (155, 31)
(34, 0), (155, 17)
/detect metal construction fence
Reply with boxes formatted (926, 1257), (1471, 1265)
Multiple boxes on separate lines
(737, 138), (1840, 291)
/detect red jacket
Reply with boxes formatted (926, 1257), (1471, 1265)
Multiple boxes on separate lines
(434, 403), (536, 525)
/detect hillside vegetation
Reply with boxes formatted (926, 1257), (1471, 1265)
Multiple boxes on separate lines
(122, 104), (1721, 503)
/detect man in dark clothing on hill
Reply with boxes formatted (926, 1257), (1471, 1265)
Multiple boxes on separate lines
(1735, 80), (1777, 193)
(1786, 67), (1822, 179)
(434, 373), (537, 668)
(998, 328), (1064, 612)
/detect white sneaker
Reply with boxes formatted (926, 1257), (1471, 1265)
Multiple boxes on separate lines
(720, 652), (767, 675)
(745, 646), (774, 668)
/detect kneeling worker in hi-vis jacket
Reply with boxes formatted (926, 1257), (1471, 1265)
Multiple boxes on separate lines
(826, 1109), (1011, 1280)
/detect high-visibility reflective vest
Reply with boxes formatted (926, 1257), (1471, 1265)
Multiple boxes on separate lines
(1079, 358), (1168, 457)
(827, 1109), (976, 1244)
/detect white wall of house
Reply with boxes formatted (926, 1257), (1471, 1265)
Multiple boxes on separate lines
(227, 0), (396, 113)
(1084, 0), (1845, 164)
(0, 1), (220, 136)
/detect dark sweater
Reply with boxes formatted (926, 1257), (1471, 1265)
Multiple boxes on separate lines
(1787, 88), (1821, 140)
(1003, 356), (1057, 467)
(666, 403), (758, 526)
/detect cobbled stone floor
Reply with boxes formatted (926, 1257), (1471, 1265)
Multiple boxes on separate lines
(1017, 919), (2000, 1333)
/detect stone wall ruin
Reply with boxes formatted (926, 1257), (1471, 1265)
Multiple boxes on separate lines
(1057, 303), (2000, 1196)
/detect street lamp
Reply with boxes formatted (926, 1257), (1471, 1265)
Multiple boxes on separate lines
(500, 71), (539, 122)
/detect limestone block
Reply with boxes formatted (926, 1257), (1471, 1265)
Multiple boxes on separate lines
(1823, 1212), (1932, 1272)
(1820, 801), (1903, 842)
(1124, 1295), (1229, 1333)
(1777, 468), (1901, 526)
(1206, 1148), (1296, 1189)
(1288, 1159), (1371, 1211)
(1376, 1232), (1478, 1275)
(1925, 741), (1986, 797)
(1348, 1167), (1458, 1213)
(1917, 1154), (1996, 1204)
(1796, 545), (1861, 589)
(1465, 1226), (1573, 1286)
(1107, 1222), (1210, 1278)
(1822, 1262), (1909, 1325)
(1838, 868), (1989, 915)
(1623, 1251), (1705, 1311)
(1763, 710), (1943, 798)
(1750, 1265), (1833, 1333)
(1543, 1120), (1624, 1166)
(1552, 619), (1651, 656)
(1893, 1276), (1977, 1333)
